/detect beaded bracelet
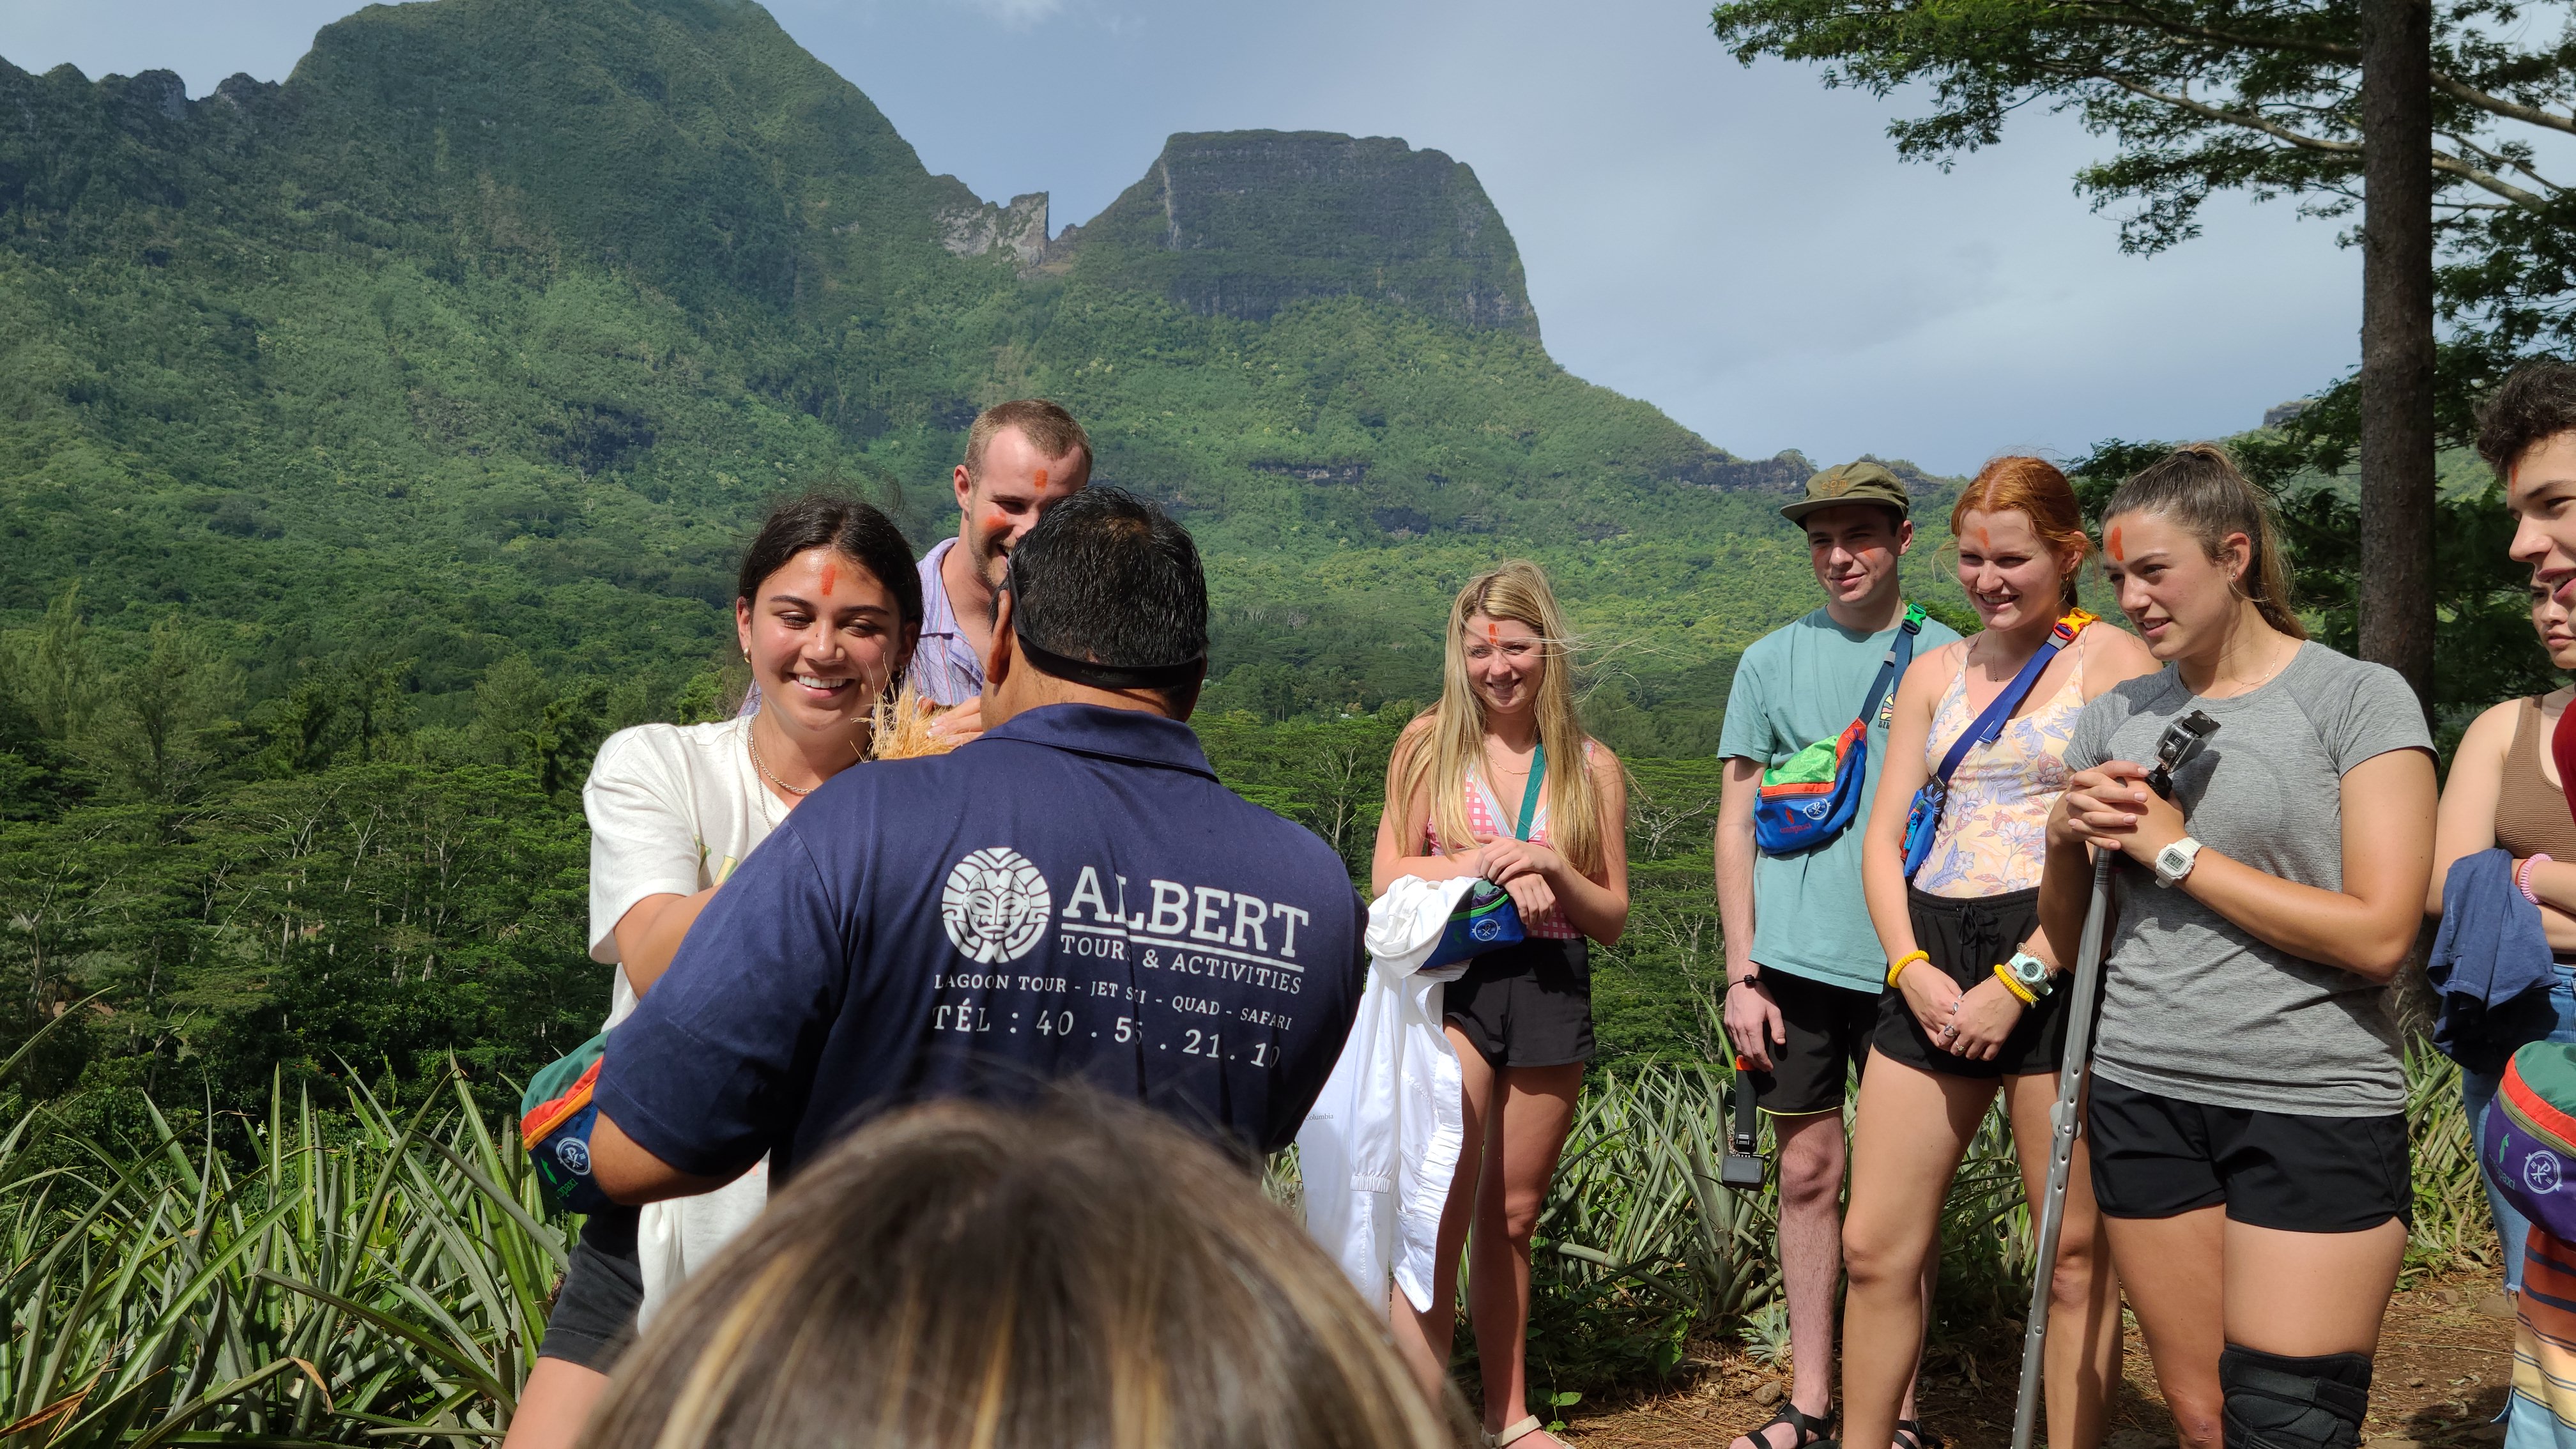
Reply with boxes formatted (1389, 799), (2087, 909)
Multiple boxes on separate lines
(1886, 949), (1929, 989)
(2524, 854), (2554, 907)
(1992, 962), (2037, 1006)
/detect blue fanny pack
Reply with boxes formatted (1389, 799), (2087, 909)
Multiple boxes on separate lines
(1425, 880), (1528, 970)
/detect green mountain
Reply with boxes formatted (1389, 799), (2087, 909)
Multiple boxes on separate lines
(0, 0), (1998, 1098)
(0, 0), (1963, 756)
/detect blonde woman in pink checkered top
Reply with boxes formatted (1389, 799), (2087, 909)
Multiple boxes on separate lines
(1372, 560), (1630, 1449)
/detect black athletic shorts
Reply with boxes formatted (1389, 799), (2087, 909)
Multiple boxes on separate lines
(535, 1209), (644, 1372)
(1445, 937), (1594, 1069)
(1745, 966), (1880, 1116)
(2087, 1075), (2412, 1232)
(1874, 886), (2070, 1079)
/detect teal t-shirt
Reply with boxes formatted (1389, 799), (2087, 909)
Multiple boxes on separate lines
(1717, 605), (1961, 993)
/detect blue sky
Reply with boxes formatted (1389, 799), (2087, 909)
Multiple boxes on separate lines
(0, 0), (2363, 475)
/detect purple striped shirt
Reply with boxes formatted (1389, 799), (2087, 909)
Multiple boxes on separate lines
(908, 537), (986, 707)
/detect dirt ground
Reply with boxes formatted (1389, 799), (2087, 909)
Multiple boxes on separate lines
(1557, 1267), (2515, 1449)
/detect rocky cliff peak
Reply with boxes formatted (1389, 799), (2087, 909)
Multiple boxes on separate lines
(1054, 129), (1538, 337)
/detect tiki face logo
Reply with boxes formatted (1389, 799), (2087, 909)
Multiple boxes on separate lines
(940, 847), (1054, 964)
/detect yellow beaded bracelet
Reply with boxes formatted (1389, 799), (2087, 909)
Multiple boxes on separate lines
(1992, 962), (2037, 1006)
(1886, 949), (1929, 989)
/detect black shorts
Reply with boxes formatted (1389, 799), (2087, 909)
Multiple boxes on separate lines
(1746, 966), (1880, 1116)
(535, 1210), (644, 1372)
(1874, 886), (2070, 1079)
(1445, 937), (1593, 1069)
(2087, 1075), (2412, 1232)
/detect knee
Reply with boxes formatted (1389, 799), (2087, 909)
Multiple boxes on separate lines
(2218, 1346), (2372, 1449)
(2156, 1383), (2225, 1449)
(1774, 1127), (1843, 1209)
(2044, 1239), (2104, 1313)
(2166, 1401), (2225, 1449)
(1839, 1222), (1920, 1295)
(1492, 1183), (1550, 1245)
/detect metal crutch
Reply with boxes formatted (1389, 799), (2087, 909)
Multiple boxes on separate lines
(2011, 709), (2214, 1449)
(2007, 843), (2113, 1449)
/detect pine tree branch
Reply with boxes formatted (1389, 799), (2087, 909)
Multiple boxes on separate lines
(2070, 1), (2361, 63)
(2099, 74), (2554, 208)
(2426, 70), (2576, 137)
(2100, 74), (2361, 152)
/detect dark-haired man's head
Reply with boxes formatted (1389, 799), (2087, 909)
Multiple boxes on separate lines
(954, 399), (1091, 594)
(2492, 361), (2576, 606)
(983, 487), (1209, 725)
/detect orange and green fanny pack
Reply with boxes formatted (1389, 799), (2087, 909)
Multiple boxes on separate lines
(2487, 1041), (2576, 1244)
(520, 1032), (613, 1216)
(1752, 605), (1924, 856)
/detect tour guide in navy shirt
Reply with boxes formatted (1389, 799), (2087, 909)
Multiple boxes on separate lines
(587, 488), (1367, 1201)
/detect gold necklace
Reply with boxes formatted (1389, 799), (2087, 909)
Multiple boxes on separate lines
(746, 722), (816, 797)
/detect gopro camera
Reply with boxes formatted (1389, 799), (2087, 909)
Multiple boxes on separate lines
(1721, 1058), (1766, 1190)
(2145, 710), (2220, 801)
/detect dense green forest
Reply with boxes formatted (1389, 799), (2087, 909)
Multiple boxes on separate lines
(0, 0), (1926, 1104)
(0, 0), (2540, 1114)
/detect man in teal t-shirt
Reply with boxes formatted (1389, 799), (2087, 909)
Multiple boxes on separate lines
(1713, 461), (1957, 1449)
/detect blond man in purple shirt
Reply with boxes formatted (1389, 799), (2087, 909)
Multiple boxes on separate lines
(744, 401), (1089, 730)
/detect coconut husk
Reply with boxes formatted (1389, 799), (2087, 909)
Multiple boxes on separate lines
(867, 681), (961, 761)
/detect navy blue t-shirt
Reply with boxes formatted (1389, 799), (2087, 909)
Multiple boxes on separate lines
(595, 703), (1367, 1184)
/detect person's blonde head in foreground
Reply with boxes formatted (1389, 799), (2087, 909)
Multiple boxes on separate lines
(577, 1095), (1465, 1449)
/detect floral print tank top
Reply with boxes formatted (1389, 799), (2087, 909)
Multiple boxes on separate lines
(1914, 640), (2088, 898)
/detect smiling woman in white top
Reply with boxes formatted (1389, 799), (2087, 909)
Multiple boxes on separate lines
(500, 492), (921, 1449)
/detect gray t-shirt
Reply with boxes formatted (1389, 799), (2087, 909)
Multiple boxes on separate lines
(2066, 641), (2432, 1117)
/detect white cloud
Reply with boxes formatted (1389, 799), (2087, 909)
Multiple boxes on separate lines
(949, 0), (1065, 28)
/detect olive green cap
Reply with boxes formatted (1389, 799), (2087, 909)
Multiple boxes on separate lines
(1780, 460), (1912, 525)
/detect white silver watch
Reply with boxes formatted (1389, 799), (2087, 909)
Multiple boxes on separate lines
(2154, 836), (2204, 888)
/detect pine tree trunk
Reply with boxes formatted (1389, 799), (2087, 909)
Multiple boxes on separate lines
(2359, 0), (2438, 711)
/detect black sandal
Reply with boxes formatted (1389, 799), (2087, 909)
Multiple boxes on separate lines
(1733, 1403), (1837, 1449)
(1892, 1419), (1943, 1449)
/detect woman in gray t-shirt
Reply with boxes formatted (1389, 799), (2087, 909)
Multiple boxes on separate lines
(2041, 445), (2434, 1449)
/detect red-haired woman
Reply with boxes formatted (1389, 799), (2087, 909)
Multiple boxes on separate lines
(1842, 459), (2157, 1449)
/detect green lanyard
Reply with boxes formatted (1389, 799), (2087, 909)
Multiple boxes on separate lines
(1514, 743), (1546, 841)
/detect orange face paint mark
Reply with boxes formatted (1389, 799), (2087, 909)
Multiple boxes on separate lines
(1484, 621), (1500, 646)
(820, 562), (838, 595)
(2106, 524), (2126, 564)
(981, 510), (1013, 541)
(1034, 468), (1048, 489)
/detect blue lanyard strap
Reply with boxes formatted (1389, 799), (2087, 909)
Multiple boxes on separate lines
(1930, 611), (2093, 786)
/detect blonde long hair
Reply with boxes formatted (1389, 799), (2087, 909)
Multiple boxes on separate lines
(1394, 561), (1606, 876)
(579, 1096), (1462, 1449)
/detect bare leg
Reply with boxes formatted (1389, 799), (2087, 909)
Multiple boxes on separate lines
(2002, 1074), (2119, 1449)
(1390, 1024), (1499, 1400)
(2223, 1217), (2405, 1355)
(2102, 1208), (2227, 1449)
(1466, 1061), (1584, 1438)
(500, 1358), (611, 1449)
(1841, 1050), (1993, 1449)
(1729, 1108), (1846, 1448)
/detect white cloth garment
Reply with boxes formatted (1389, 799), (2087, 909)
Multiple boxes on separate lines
(1297, 875), (1471, 1312)
(585, 718), (778, 1330)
